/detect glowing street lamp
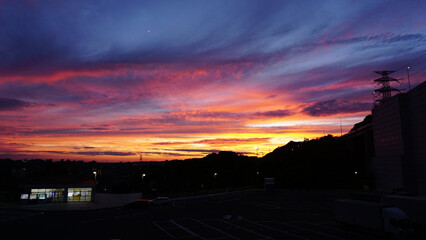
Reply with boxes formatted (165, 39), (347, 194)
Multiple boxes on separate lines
(141, 173), (146, 198)
(213, 172), (217, 188)
(93, 170), (97, 202)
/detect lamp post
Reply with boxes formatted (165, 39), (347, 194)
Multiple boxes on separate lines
(93, 170), (97, 202)
(213, 172), (217, 189)
(141, 173), (146, 198)
(354, 171), (358, 187)
(407, 66), (411, 91)
(138, 152), (144, 198)
(256, 171), (260, 187)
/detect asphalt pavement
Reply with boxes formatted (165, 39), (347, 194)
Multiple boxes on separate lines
(1, 189), (425, 240)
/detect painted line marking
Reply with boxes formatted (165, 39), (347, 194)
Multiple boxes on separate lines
(245, 201), (281, 210)
(220, 220), (273, 240)
(191, 218), (239, 240)
(301, 221), (382, 240)
(240, 219), (308, 240)
(170, 219), (206, 240)
(152, 221), (177, 239)
(266, 221), (347, 240)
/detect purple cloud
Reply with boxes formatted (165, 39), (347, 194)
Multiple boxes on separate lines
(0, 98), (31, 111)
(254, 110), (292, 118)
(302, 99), (371, 116)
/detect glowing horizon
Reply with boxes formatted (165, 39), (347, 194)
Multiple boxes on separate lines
(1, 1), (425, 162)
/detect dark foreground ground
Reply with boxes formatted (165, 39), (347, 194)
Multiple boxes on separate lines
(1, 189), (425, 240)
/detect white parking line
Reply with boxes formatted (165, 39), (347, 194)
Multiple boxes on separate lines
(220, 220), (273, 240)
(170, 219), (206, 240)
(191, 218), (239, 240)
(152, 221), (177, 239)
(245, 201), (281, 210)
(305, 221), (382, 240)
(267, 221), (347, 240)
(241, 219), (308, 240)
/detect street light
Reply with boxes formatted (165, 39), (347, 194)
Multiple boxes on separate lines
(213, 172), (217, 188)
(93, 170), (97, 203)
(141, 173), (146, 198)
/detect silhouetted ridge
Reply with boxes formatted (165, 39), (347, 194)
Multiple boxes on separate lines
(261, 135), (360, 188)
(349, 115), (372, 133)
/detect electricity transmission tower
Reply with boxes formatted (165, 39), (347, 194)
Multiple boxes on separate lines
(372, 71), (401, 105)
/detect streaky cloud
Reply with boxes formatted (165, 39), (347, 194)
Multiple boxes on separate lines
(0, 98), (31, 111)
(302, 99), (371, 116)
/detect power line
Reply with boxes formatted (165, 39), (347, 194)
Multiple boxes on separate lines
(394, 50), (426, 72)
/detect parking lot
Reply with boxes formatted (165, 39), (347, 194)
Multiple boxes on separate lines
(1, 189), (425, 239)
(152, 189), (384, 240)
(153, 217), (382, 240)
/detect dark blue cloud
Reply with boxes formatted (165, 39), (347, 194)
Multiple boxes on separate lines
(302, 99), (371, 116)
(0, 0), (424, 82)
(0, 98), (31, 111)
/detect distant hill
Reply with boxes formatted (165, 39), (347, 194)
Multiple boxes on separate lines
(260, 135), (360, 188)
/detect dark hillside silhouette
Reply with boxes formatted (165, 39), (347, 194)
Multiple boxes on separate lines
(1, 133), (366, 201)
(261, 135), (360, 188)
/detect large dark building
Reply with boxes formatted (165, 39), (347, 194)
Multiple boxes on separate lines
(372, 81), (426, 195)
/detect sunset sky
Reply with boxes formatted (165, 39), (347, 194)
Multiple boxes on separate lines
(1, 0), (425, 162)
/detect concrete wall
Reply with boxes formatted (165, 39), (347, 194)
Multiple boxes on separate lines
(372, 96), (406, 193)
(407, 83), (426, 195)
(372, 82), (426, 195)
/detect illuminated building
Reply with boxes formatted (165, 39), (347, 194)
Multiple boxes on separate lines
(20, 182), (95, 204)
